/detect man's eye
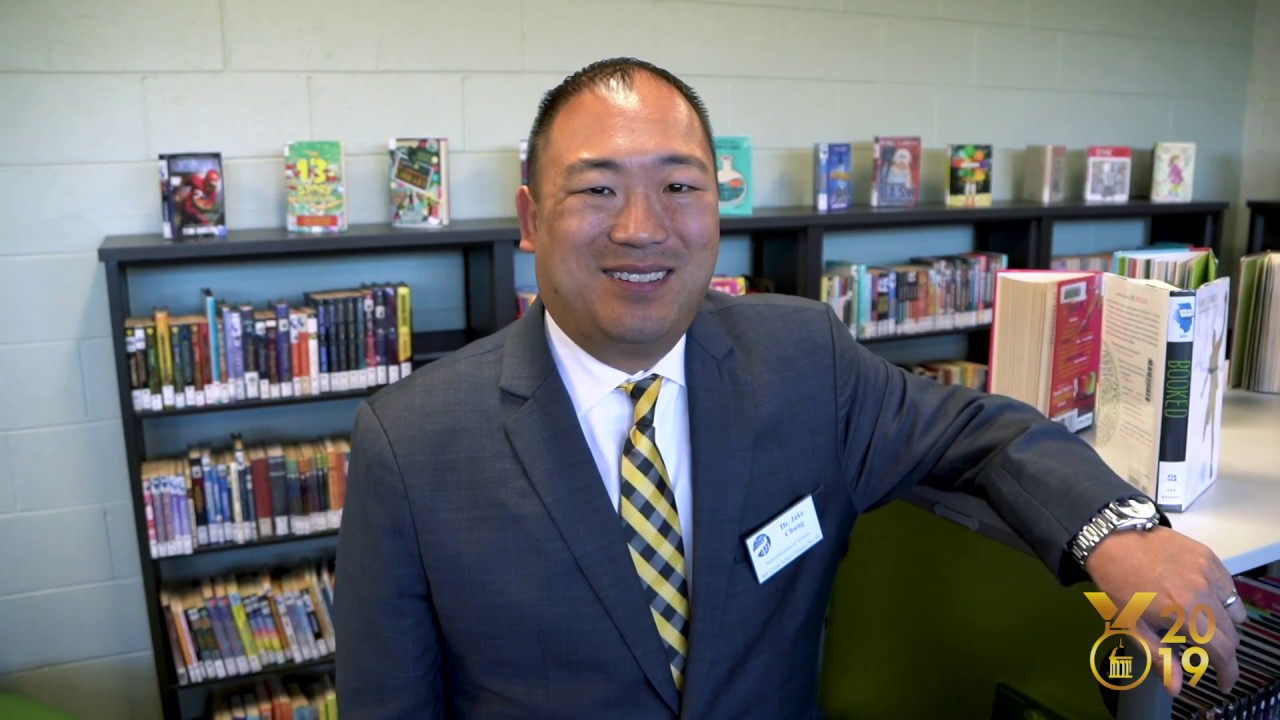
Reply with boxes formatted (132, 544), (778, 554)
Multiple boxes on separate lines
(667, 183), (693, 193)
(585, 187), (613, 196)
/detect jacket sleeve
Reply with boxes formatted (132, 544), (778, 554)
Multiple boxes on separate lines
(828, 308), (1157, 584)
(336, 401), (445, 717)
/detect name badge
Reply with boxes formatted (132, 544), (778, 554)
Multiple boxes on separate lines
(744, 494), (823, 584)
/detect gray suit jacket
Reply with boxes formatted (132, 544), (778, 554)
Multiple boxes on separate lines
(335, 291), (1142, 719)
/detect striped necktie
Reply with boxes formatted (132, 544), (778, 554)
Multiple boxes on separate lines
(618, 373), (690, 694)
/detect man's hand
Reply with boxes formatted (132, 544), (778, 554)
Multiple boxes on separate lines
(1084, 526), (1248, 696)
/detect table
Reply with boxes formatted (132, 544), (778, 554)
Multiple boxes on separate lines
(905, 388), (1280, 719)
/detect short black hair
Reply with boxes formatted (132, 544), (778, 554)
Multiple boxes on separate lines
(523, 57), (716, 199)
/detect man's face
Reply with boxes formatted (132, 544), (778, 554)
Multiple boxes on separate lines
(516, 74), (719, 372)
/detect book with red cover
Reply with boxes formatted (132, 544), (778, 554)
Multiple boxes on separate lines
(989, 270), (1103, 433)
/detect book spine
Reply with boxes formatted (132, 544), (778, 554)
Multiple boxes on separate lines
(276, 301), (293, 397)
(243, 308), (260, 399)
(316, 301), (330, 394)
(397, 283), (412, 378)
(307, 310), (320, 396)
(385, 287), (400, 383)
(1157, 291), (1196, 509)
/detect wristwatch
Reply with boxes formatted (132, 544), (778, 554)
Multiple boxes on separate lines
(1069, 496), (1161, 567)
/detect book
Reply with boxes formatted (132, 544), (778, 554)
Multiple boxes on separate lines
(140, 436), (350, 559)
(814, 142), (852, 212)
(822, 253), (1007, 340)
(709, 275), (749, 296)
(1150, 141), (1196, 203)
(285, 140), (347, 233)
(871, 135), (921, 207)
(1021, 144), (1066, 204)
(1093, 271), (1231, 511)
(160, 153), (227, 239)
(1229, 251), (1280, 394)
(988, 270), (1104, 433)
(390, 137), (449, 227)
(946, 144), (993, 207)
(714, 135), (753, 216)
(1084, 146), (1132, 203)
(161, 560), (337, 686)
(1112, 246), (1217, 286)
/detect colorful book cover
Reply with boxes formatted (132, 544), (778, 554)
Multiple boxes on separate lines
(1084, 145), (1132, 203)
(1150, 141), (1196, 203)
(946, 144), (993, 207)
(871, 136), (920, 207)
(389, 138), (449, 228)
(285, 141), (347, 233)
(814, 142), (852, 211)
(714, 135), (753, 216)
(1045, 272), (1103, 432)
(160, 153), (226, 239)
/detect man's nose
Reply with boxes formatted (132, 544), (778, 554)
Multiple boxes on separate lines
(610, 190), (669, 246)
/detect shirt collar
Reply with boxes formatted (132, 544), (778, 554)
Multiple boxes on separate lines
(544, 308), (688, 417)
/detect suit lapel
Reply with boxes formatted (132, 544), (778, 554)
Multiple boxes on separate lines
(680, 307), (755, 718)
(501, 301), (681, 714)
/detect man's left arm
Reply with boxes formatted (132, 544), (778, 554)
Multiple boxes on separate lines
(828, 310), (1246, 694)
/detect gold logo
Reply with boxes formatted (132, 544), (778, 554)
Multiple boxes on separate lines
(1084, 591), (1216, 691)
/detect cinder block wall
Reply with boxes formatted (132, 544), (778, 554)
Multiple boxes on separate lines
(0, 1), (1261, 717)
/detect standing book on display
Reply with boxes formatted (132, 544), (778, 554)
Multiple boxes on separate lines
(1150, 142), (1196, 202)
(871, 135), (921, 207)
(1084, 146), (1132, 203)
(285, 140), (347, 233)
(814, 142), (852, 212)
(1021, 145), (1066, 203)
(389, 137), (450, 227)
(1093, 252), (1229, 511)
(160, 152), (227, 239)
(1230, 251), (1280, 393)
(714, 135), (753, 216)
(945, 144), (992, 207)
(988, 270), (1103, 433)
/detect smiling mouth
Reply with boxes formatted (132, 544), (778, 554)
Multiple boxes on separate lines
(606, 270), (669, 283)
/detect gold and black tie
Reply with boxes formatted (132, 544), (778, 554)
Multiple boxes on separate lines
(618, 373), (690, 693)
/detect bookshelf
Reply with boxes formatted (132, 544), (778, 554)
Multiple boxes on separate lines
(97, 197), (1228, 719)
(1246, 200), (1280, 256)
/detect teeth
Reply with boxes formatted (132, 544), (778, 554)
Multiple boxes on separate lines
(608, 270), (667, 283)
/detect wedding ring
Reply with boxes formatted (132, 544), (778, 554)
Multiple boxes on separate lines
(1223, 590), (1240, 609)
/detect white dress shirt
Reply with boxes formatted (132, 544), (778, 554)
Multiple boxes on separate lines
(544, 310), (694, 588)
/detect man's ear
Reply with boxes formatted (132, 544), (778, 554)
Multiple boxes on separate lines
(516, 185), (537, 253)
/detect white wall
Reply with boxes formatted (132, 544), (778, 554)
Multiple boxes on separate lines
(1241, 0), (1280, 217)
(0, 1), (1261, 717)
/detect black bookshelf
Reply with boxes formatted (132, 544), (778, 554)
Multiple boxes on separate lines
(1246, 200), (1280, 256)
(98, 198), (1227, 719)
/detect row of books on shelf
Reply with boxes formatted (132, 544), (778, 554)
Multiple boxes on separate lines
(161, 559), (335, 688)
(206, 673), (335, 720)
(821, 252), (1006, 339)
(157, 135), (1196, 241)
(125, 283), (413, 413)
(1172, 575), (1280, 720)
(813, 139), (1193, 213)
(144, 436), (348, 559)
(988, 247), (1280, 512)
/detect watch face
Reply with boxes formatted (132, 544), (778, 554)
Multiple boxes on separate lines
(1116, 497), (1158, 519)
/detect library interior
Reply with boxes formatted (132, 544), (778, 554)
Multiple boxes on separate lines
(2, 1), (1279, 719)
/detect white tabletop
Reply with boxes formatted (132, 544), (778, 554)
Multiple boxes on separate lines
(1157, 390), (1280, 574)
(905, 389), (1280, 576)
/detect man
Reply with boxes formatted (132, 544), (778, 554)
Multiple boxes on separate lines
(335, 57), (1246, 719)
